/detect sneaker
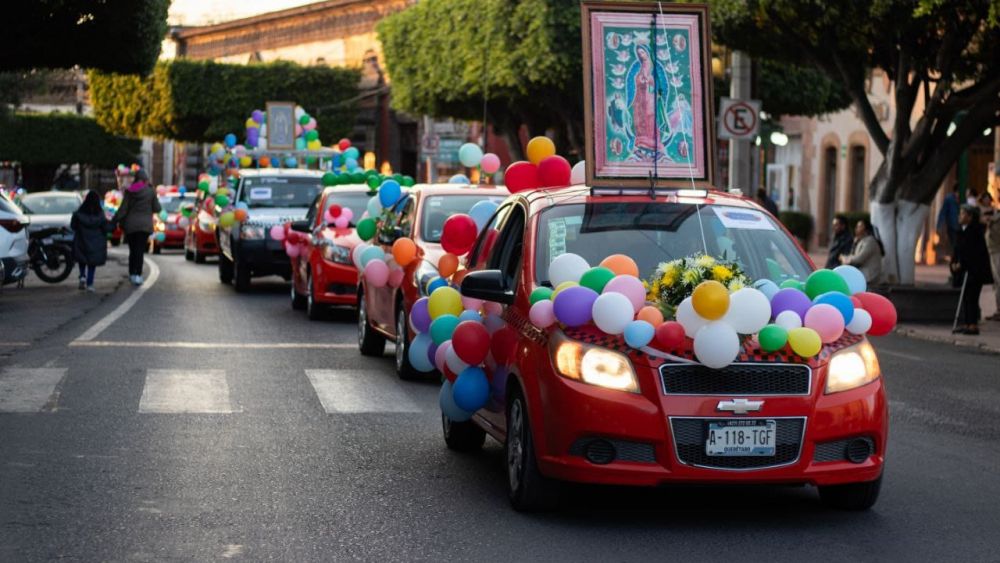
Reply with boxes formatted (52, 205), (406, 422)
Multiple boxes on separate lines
(135, 275), (144, 285)
(86, 285), (96, 293)
(129, 275), (141, 285)
(78, 277), (86, 290)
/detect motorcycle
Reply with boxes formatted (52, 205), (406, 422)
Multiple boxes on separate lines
(28, 226), (75, 283)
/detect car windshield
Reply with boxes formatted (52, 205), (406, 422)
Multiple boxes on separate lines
(324, 193), (371, 227)
(239, 176), (322, 208)
(20, 194), (81, 214)
(535, 202), (812, 286)
(421, 194), (506, 242)
(158, 196), (191, 213)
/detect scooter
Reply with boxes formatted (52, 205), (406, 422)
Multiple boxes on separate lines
(28, 226), (75, 283)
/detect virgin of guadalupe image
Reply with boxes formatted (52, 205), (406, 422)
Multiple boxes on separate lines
(622, 42), (673, 162)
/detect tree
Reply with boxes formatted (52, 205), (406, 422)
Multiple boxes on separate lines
(712, 0), (1000, 284)
(89, 60), (361, 143)
(4, 1), (169, 75)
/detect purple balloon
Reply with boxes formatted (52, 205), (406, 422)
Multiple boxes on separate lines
(251, 109), (264, 123)
(428, 343), (439, 366)
(770, 288), (812, 320)
(246, 128), (260, 143)
(553, 286), (599, 327)
(411, 297), (431, 333)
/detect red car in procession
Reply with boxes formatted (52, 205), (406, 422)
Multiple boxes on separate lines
(184, 188), (219, 263)
(153, 191), (190, 253)
(453, 185), (887, 512)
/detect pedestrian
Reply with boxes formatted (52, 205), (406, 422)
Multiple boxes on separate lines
(71, 190), (113, 292)
(984, 195), (1000, 321)
(840, 217), (883, 284)
(951, 205), (992, 334)
(937, 184), (960, 259)
(826, 214), (854, 269)
(756, 188), (779, 217)
(112, 169), (160, 286)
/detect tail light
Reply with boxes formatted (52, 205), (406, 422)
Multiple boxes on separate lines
(0, 218), (26, 233)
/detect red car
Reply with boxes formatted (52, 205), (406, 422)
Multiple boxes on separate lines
(288, 185), (372, 319)
(453, 185), (887, 512)
(357, 184), (508, 378)
(153, 191), (190, 253)
(184, 189), (219, 263)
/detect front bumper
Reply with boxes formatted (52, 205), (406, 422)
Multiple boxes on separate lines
(313, 258), (359, 306)
(156, 229), (185, 248)
(236, 239), (291, 277)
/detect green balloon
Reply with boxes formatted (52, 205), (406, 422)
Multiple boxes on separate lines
(804, 269), (850, 299)
(401, 175), (415, 187)
(356, 218), (377, 241)
(366, 175), (381, 188)
(299, 114), (310, 126)
(529, 287), (554, 305)
(197, 180), (210, 192)
(305, 156), (317, 165)
(322, 172), (337, 187)
(758, 324), (788, 353)
(579, 267), (616, 293)
(430, 314), (460, 345)
(305, 130), (319, 142)
(780, 278), (803, 290)
(350, 172), (366, 184)
(214, 194), (230, 207)
(364, 169), (379, 178)
(392, 173), (404, 184)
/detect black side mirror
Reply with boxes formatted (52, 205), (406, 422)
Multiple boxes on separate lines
(378, 226), (404, 245)
(461, 269), (513, 305)
(289, 220), (310, 233)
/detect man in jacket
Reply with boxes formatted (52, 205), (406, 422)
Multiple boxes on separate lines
(952, 205), (993, 334)
(826, 215), (853, 269)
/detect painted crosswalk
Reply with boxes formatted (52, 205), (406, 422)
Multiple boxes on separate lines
(138, 369), (239, 414)
(305, 369), (424, 413)
(0, 368), (67, 412)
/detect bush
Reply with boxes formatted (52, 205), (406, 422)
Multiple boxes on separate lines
(779, 211), (814, 248)
(0, 113), (139, 167)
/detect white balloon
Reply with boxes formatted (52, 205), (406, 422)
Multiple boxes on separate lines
(676, 297), (708, 338)
(722, 288), (772, 334)
(548, 253), (590, 287)
(774, 310), (802, 330)
(570, 160), (586, 184)
(445, 345), (468, 374)
(846, 308), (872, 334)
(257, 138), (268, 150)
(834, 265), (867, 295)
(352, 242), (370, 270)
(694, 322), (741, 369)
(591, 292), (634, 335)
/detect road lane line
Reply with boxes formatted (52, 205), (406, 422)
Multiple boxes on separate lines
(305, 370), (423, 413)
(879, 349), (924, 361)
(72, 256), (160, 343)
(0, 368), (67, 413)
(138, 369), (238, 414)
(70, 341), (355, 349)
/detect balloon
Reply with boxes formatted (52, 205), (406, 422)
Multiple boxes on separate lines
(345, 158), (359, 171)
(351, 243), (370, 270)
(483, 313), (505, 334)
(154, 232), (166, 242)
(480, 153), (501, 174)
(458, 143), (484, 168)
(441, 214), (477, 256)
(449, 174), (470, 184)
(624, 320), (655, 348)
(224, 133), (236, 148)
(363, 260), (389, 287)
(691, 280), (730, 320)
(803, 303), (845, 343)
(430, 314), (460, 345)
(452, 321), (490, 365)
(408, 334), (435, 372)
(438, 253), (459, 278)
(233, 209), (248, 222)
(551, 280), (577, 300)
(285, 242), (301, 258)
(338, 138), (351, 151)
(322, 172), (337, 186)
(813, 291), (855, 325)
(428, 286), (463, 319)
(788, 327), (822, 357)
(356, 218), (377, 241)
(284, 157), (298, 168)
(295, 137), (307, 150)
(770, 288), (812, 320)
(445, 344), (469, 374)
(592, 292), (634, 335)
(834, 265), (867, 295)
(439, 381), (473, 422)
(537, 155), (571, 187)
(552, 286), (599, 327)
(359, 245), (385, 268)
(378, 180), (402, 208)
(410, 298), (432, 333)
(461, 295), (483, 311)
(548, 253), (589, 287)
(401, 175), (415, 187)
(453, 367), (490, 412)
(503, 161), (540, 193)
(391, 237), (417, 266)
(214, 194), (230, 207)
(366, 196), (382, 217)
(435, 341), (452, 374)
(722, 288), (772, 334)
(603, 275), (646, 313)
(780, 279), (805, 291)
(458, 310), (482, 324)
(805, 269), (850, 299)
(468, 200), (499, 232)
(694, 322), (740, 369)
(239, 156), (253, 167)
(753, 279), (781, 300)
(757, 325), (788, 352)
(526, 136), (556, 165)
(655, 321), (686, 350)
(259, 156), (271, 168)
(600, 254), (640, 278)
(529, 300), (556, 328)
(854, 292), (897, 336)
(570, 160), (586, 184)
(344, 146), (360, 161)
(637, 305), (664, 327)
(676, 297), (707, 338)
(579, 267), (615, 293)
(846, 308), (873, 335)
(491, 327), (518, 365)
(427, 276), (449, 294)
(334, 216), (350, 229)
(774, 310), (803, 330)
(218, 212), (235, 228)
(270, 225), (285, 241)
(529, 287), (553, 305)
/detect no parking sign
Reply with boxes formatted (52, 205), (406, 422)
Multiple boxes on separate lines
(718, 97), (761, 140)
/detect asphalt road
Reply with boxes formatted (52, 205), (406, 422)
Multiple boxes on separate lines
(2, 252), (999, 561)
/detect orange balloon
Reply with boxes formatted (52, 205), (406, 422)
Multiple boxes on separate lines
(258, 156), (271, 168)
(452, 269), (468, 287)
(233, 208), (248, 222)
(438, 253), (459, 278)
(600, 254), (639, 277)
(391, 237), (417, 266)
(637, 305), (664, 327)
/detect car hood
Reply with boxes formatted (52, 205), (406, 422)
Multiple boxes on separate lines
(244, 207), (310, 225)
(320, 227), (362, 248)
(26, 213), (72, 231)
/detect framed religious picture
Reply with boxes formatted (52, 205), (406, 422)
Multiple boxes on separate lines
(266, 101), (296, 150)
(581, 2), (716, 189)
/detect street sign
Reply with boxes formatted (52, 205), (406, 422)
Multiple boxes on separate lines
(421, 134), (440, 155)
(718, 97), (761, 140)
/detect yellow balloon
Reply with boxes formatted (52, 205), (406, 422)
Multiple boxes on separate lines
(691, 280), (729, 320)
(210, 142), (223, 154)
(787, 327), (822, 357)
(307, 139), (321, 150)
(428, 286), (463, 319)
(239, 156), (253, 167)
(526, 136), (556, 165)
(552, 281), (578, 300)
(218, 212), (235, 228)
(216, 187), (229, 197)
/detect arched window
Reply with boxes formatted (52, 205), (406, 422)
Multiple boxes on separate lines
(822, 146), (838, 245)
(848, 145), (866, 212)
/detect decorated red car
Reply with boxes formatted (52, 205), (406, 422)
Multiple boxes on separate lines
(153, 190), (191, 253)
(184, 187), (219, 263)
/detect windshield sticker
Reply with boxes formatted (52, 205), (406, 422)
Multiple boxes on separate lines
(249, 187), (273, 200)
(711, 207), (775, 231)
(548, 218), (567, 259)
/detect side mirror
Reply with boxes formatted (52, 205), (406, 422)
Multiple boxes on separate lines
(461, 269), (513, 305)
(289, 220), (310, 234)
(378, 226), (404, 245)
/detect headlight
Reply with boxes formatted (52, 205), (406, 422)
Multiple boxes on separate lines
(241, 225), (266, 240)
(154, 220), (165, 232)
(416, 260), (438, 295)
(550, 333), (639, 393)
(322, 243), (352, 265)
(825, 340), (881, 394)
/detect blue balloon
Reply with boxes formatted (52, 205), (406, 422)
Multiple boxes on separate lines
(366, 196), (382, 217)
(359, 245), (385, 268)
(426, 276), (449, 294)
(453, 367), (490, 412)
(345, 158), (359, 171)
(449, 174), (470, 184)
(833, 265), (867, 295)
(439, 381), (473, 422)
(284, 157), (298, 168)
(344, 146), (360, 161)
(408, 333), (435, 372)
(753, 278), (781, 301)
(468, 200), (499, 232)
(458, 310), (482, 324)
(813, 291), (855, 325)
(178, 186), (187, 195)
(378, 180), (402, 207)
(235, 201), (249, 211)
(624, 320), (655, 348)
(224, 133), (237, 148)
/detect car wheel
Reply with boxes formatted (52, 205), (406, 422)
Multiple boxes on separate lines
(185, 248), (194, 261)
(233, 257), (251, 293)
(194, 247), (206, 264)
(153, 245), (162, 255)
(819, 475), (882, 511)
(291, 278), (306, 310)
(218, 253), (233, 284)
(442, 413), (486, 452)
(357, 292), (385, 356)
(395, 306), (420, 380)
(506, 387), (558, 512)
(306, 272), (326, 321)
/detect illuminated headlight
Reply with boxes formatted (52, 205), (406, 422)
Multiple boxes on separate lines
(154, 220), (165, 232)
(241, 225), (266, 240)
(825, 340), (881, 394)
(550, 333), (639, 393)
(416, 260), (439, 296)
(322, 243), (352, 265)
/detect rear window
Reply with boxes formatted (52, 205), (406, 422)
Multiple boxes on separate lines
(20, 194), (81, 214)
(158, 196), (192, 213)
(239, 176), (322, 209)
(420, 194), (506, 242)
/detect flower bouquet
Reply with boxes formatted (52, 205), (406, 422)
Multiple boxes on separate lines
(645, 253), (750, 318)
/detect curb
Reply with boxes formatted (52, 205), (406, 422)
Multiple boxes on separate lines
(895, 326), (1000, 355)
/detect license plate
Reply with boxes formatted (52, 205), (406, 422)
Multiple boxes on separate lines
(42, 237), (54, 244)
(706, 420), (776, 456)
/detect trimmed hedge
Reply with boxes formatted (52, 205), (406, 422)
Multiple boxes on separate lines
(779, 211), (814, 248)
(90, 60), (361, 143)
(0, 113), (139, 167)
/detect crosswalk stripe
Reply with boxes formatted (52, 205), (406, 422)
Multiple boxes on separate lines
(138, 369), (238, 414)
(305, 370), (423, 414)
(0, 368), (66, 413)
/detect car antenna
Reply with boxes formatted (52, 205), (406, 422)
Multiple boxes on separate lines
(649, 12), (660, 201)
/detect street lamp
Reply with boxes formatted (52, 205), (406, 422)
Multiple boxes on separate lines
(769, 131), (789, 147)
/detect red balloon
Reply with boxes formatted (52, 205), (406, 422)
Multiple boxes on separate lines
(854, 292), (897, 336)
(491, 327), (518, 365)
(849, 295), (863, 308)
(443, 365), (457, 383)
(537, 155), (571, 187)
(655, 321), (686, 350)
(328, 204), (342, 218)
(441, 213), (477, 256)
(338, 138), (351, 151)
(504, 161), (540, 193)
(452, 321), (490, 365)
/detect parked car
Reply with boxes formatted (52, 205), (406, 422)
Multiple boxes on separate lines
(184, 188), (219, 263)
(0, 191), (30, 285)
(357, 184), (508, 378)
(18, 191), (82, 234)
(218, 169), (324, 292)
(451, 185), (887, 512)
(153, 191), (191, 253)
(287, 185), (372, 319)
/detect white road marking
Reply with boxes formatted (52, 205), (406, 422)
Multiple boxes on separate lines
(0, 368), (67, 413)
(0, 342), (31, 347)
(879, 349), (924, 361)
(72, 256), (160, 342)
(70, 341), (355, 349)
(138, 369), (238, 414)
(305, 370), (423, 413)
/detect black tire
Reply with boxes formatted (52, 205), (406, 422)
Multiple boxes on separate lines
(443, 413), (486, 452)
(32, 246), (74, 283)
(306, 272), (326, 320)
(218, 253), (233, 284)
(819, 475), (882, 511)
(394, 305), (421, 380)
(194, 248), (207, 264)
(357, 291), (386, 356)
(153, 245), (162, 255)
(506, 386), (559, 512)
(185, 248), (194, 261)
(291, 279), (307, 310)
(233, 257), (251, 293)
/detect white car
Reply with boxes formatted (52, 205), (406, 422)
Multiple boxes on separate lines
(0, 192), (30, 286)
(19, 191), (82, 234)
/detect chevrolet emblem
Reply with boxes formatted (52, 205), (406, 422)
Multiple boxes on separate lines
(716, 398), (764, 415)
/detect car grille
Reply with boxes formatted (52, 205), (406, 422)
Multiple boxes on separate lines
(660, 363), (811, 395)
(670, 417), (805, 470)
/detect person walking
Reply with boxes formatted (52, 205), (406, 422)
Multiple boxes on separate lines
(112, 169), (160, 285)
(826, 215), (854, 269)
(840, 218), (883, 285)
(951, 205), (993, 334)
(71, 190), (112, 292)
(937, 184), (960, 260)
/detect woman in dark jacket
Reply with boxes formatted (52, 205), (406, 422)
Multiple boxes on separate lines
(71, 190), (112, 292)
(951, 205), (993, 335)
(112, 169), (161, 285)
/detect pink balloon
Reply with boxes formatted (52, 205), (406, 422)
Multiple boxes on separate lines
(435, 341), (452, 373)
(295, 124), (303, 137)
(462, 296), (484, 311)
(270, 225), (286, 241)
(285, 242), (301, 258)
(480, 153), (501, 175)
(324, 209), (337, 224)
(341, 207), (354, 221)
(333, 216), (349, 229)
(529, 300), (556, 328)
(364, 260), (389, 287)
(306, 117), (317, 130)
(483, 301), (503, 316)
(804, 303), (846, 343)
(603, 275), (646, 313)
(388, 267), (405, 288)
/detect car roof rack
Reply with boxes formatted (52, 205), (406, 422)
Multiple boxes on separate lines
(589, 186), (710, 198)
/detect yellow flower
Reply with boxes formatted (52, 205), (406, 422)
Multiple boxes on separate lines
(696, 255), (716, 268)
(682, 269), (701, 285)
(712, 265), (733, 282)
(728, 278), (745, 292)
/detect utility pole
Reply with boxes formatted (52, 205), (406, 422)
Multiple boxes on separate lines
(728, 51), (752, 196)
